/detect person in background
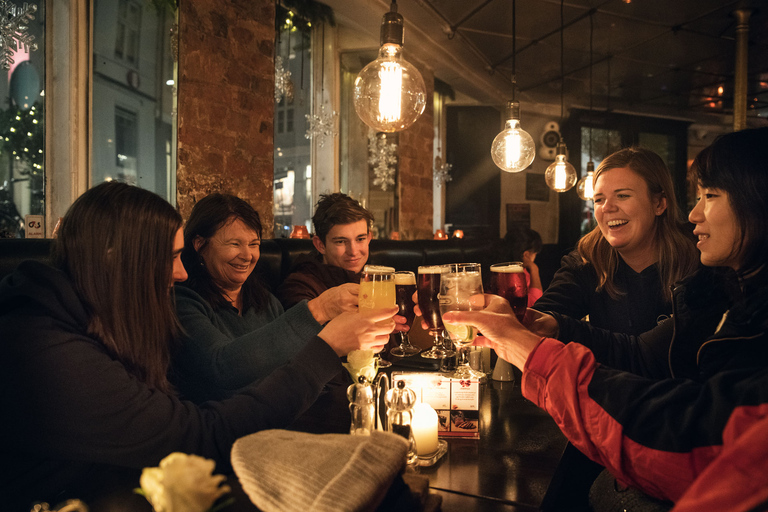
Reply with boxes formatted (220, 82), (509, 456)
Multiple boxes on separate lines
(534, 146), (699, 335)
(0, 182), (395, 509)
(173, 193), (361, 402)
(276, 192), (374, 309)
(443, 127), (768, 512)
(499, 226), (544, 307)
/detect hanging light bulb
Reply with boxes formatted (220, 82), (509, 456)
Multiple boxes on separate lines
(545, 141), (577, 192)
(353, 1), (426, 133)
(491, 100), (535, 172)
(576, 161), (595, 200)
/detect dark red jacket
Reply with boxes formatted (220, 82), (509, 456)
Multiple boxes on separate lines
(523, 267), (768, 506)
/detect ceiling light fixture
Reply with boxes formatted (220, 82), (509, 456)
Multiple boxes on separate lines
(577, 12), (595, 201)
(491, 0), (535, 173)
(353, 0), (426, 133)
(545, 0), (577, 193)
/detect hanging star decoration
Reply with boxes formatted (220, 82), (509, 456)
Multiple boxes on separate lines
(0, 1), (38, 71)
(368, 130), (398, 191)
(274, 56), (293, 103)
(433, 153), (452, 187)
(305, 105), (338, 147)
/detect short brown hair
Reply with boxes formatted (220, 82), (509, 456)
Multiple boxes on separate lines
(312, 193), (374, 242)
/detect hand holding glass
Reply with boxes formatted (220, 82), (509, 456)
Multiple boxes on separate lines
(439, 263), (485, 380)
(359, 265), (396, 368)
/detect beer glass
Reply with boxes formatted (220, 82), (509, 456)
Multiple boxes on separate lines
(359, 265), (396, 368)
(439, 263), (485, 380)
(391, 271), (421, 357)
(418, 265), (454, 359)
(489, 262), (528, 322)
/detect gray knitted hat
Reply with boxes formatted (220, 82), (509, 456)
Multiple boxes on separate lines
(231, 429), (409, 512)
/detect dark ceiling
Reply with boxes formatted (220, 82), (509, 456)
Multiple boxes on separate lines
(419, 0), (768, 119)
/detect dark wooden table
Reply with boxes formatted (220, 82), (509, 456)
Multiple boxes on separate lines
(410, 375), (569, 511)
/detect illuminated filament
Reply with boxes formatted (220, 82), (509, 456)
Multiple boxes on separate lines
(378, 62), (403, 123)
(554, 159), (567, 190)
(504, 131), (522, 167)
(583, 173), (594, 199)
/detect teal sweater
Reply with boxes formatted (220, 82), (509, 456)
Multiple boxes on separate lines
(173, 285), (323, 402)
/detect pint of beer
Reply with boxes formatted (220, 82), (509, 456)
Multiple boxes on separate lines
(489, 262), (528, 321)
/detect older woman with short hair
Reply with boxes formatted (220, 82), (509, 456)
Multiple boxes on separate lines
(174, 193), (361, 402)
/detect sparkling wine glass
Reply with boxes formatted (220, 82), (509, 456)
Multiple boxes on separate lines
(359, 265), (396, 368)
(391, 271), (421, 357)
(439, 263), (485, 380)
(418, 265), (454, 359)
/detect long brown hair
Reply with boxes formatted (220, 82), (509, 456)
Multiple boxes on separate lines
(53, 182), (182, 393)
(578, 147), (698, 300)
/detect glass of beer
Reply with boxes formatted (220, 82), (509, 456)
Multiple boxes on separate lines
(391, 271), (420, 357)
(418, 265), (454, 359)
(359, 265), (397, 368)
(489, 262), (528, 321)
(439, 263), (486, 380)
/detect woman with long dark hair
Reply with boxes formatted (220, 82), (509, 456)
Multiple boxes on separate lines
(0, 182), (395, 509)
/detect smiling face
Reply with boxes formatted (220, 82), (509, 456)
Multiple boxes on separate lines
(195, 218), (260, 294)
(171, 228), (188, 285)
(689, 185), (742, 270)
(313, 219), (371, 273)
(593, 167), (667, 269)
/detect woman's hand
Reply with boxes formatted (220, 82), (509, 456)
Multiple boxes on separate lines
(523, 309), (559, 339)
(441, 294), (544, 370)
(308, 283), (359, 324)
(319, 307), (398, 357)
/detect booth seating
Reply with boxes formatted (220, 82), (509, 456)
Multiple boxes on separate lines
(0, 237), (561, 292)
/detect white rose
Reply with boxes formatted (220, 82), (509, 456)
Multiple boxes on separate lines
(343, 349), (378, 383)
(139, 452), (231, 512)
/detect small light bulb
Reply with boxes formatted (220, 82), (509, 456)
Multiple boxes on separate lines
(577, 161), (595, 200)
(491, 101), (535, 173)
(544, 141), (577, 192)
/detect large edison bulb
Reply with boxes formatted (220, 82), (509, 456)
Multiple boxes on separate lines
(353, 4), (426, 133)
(545, 141), (577, 192)
(491, 101), (535, 172)
(576, 161), (595, 200)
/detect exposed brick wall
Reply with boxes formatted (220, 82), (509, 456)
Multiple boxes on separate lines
(176, 0), (275, 232)
(397, 64), (434, 240)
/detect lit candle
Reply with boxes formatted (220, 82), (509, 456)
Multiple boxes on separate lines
(411, 402), (439, 456)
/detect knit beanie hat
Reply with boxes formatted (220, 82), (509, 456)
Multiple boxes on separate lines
(231, 429), (409, 512)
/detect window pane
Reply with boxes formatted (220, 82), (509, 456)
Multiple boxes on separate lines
(273, 26), (312, 238)
(0, 1), (46, 238)
(93, 0), (176, 203)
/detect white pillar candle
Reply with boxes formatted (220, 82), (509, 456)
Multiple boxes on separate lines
(411, 402), (439, 456)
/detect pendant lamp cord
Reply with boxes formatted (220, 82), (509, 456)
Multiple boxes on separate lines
(512, 0), (516, 101)
(559, 0), (565, 140)
(589, 11), (593, 161)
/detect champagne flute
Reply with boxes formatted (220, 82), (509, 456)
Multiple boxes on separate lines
(390, 271), (421, 357)
(359, 265), (396, 368)
(489, 262), (528, 321)
(439, 263), (486, 380)
(418, 265), (454, 359)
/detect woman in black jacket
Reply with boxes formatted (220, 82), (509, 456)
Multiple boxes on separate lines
(0, 182), (396, 509)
